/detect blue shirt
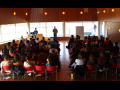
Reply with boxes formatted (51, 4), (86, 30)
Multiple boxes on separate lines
(45, 63), (51, 66)
(34, 30), (38, 34)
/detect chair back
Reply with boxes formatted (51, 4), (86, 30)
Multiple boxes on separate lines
(20, 58), (26, 61)
(38, 59), (46, 64)
(24, 66), (34, 72)
(117, 63), (120, 68)
(10, 53), (16, 57)
(46, 66), (57, 72)
(22, 46), (25, 49)
(33, 53), (39, 57)
(39, 46), (43, 49)
(86, 64), (96, 71)
(110, 63), (117, 69)
(2, 65), (12, 71)
(35, 65), (45, 73)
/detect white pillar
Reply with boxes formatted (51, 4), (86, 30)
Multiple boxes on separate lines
(62, 21), (65, 37)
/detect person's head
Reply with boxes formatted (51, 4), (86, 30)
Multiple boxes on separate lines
(20, 40), (23, 44)
(42, 37), (45, 41)
(7, 42), (11, 46)
(37, 38), (39, 40)
(100, 51), (105, 57)
(3, 45), (6, 49)
(26, 46), (31, 52)
(78, 53), (82, 59)
(10, 46), (14, 53)
(71, 35), (74, 38)
(52, 50), (55, 54)
(89, 54), (94, 63)
(51, 44), (56, 49)
(106, 37), (108, 40)
(25, 55), (30, 61)
(4, 55), (9, 61)
(99, 43), (103, 47)
(110, 53), (114, 58)
(35, 28), (37, 30)
(26, 40), (29, 44)
(30, 38), (32, 41)
(54, 26), (56, 29)
(115, 42), (118, 46)
(13, 54), (20, 63)
(13, 40), (15, 43)
(108, 40), (112, 44)
(46, 57), (51, 63)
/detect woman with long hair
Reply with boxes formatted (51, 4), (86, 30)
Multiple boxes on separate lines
(13, 54), (23, 67)
(87, 54), (95, 65)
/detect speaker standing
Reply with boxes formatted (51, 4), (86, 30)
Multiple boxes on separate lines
(53, 26), (58, 39)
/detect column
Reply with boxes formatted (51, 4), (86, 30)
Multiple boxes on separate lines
(62, 21), (65, 37)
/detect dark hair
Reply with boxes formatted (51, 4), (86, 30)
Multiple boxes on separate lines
(115, 42), (118, 46)
(7, 42), (11, 46)
(71, 35), (74, 38)
(40, 48), (44, 53)
(25, 55), (30, 61)
(21, 48), (25, 53)
(106, 37), (108, 40)
(4, 55), (9, 61)
(26, 40), (29, 44)
(52, 50), (55, 54)
(13, 54), (20, 63)
(13, 40), (15, 43)
(37, 38), (39, 40)
(3, 45), (6, 49)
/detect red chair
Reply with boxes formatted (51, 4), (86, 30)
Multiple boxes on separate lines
(2, 65), (13, 80)
(78, 45), (82, 50)
(33, 53), (39, 57)
(85, 64), (96, 79)
(39, 46), (43, 49)
(116, 63), (120, 77)
(24, 66), (36, 80)
(9, 53), (16, 57)
(25, 53), (32, 58)
(32, 46), (36, 50)
(17, 53), (21, 57)
(35, 65), (46, 80)
(22, 46), (25, 49)
(38, 59), (46, 64)
(46, 66), (58, 80)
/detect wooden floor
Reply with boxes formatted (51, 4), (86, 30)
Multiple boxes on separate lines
(1, 41), (120, 81)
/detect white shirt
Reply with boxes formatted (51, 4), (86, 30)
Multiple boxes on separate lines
(24, 61), (34, 67)
(71, 59), (84, 68)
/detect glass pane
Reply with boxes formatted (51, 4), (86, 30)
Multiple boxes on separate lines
(16, 23), (29, 39)
(65, 22), (82, 37)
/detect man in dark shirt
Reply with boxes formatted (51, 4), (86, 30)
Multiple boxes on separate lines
(66, 35), (74, 48)
(53, 26), (58, 39)
(112, 42), (119, 52)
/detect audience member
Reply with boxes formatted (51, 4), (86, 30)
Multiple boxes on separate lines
(112, 42), (119, 53)
(2, 45), (8, 53)
(87, 54), (95, 65)
(7, 42), (11, 51)
(117, 52), (120, 63)
(13, 54), (23, 67)
(12, 40), (17, 47)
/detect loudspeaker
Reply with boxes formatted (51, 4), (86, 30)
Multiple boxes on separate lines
(39, 8), (43, 14)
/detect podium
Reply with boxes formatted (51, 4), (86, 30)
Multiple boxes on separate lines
(27, 34), (43, 41)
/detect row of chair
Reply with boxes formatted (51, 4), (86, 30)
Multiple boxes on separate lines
(84, 63), (120, 80)
(1, 65), (58, 80)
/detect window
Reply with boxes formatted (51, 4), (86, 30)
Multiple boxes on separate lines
(65, 22), (82, 37)
(30, 22), (63, 37)
(46, 22), (63, 37)
(16, 23), (29, 39)
(1, 24), (16, 42)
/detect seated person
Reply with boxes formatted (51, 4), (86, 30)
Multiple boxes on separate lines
(68, 48), (80, 68)
(35, 38), (39, 45)
(71, 53), (85, 78)
(117, 52), (120, 63)
(49, 50), (60, 69)
(87, 35), (91, 42)
(24, 55), (36, 73)
(112, 42), (119, 53)
(97, 51), (107, 70)
(98, 43), (104, 52)
(25, 46), (33, 53)
(29, 38), (33, 45)
(25, 40), (30, 49)
(45, 57), (56, 66)
(33, 45), (40, 53)
(109, 53), (115, 64)
(91, 39), (96, 48)
(1, 56), (12, 75)
(81, 44), (87, 53)
(12, 39), (17, 47)
(70, 43), (78, 54)
(40, 37), (46, 45)
(83, 48), (90, 59)
(66, 35), (74, 48)
(49, 44), (58, 54)
(19, 40), (25, 47)
(107, 40), (113, 51)
(2, 45), (9, 53)
(13, 54), (23, 67)
(92, 45), (99, 57)
(7, 42), (11, 52)
(104, 44), (110, 57)
(87, 54), (95, 65)
(32, 39), (36, 46)
(16, 46), (22, 53)
(103, 37), (109, 47)
(20, 49), (27, 63)
(2, 50), (11, 59)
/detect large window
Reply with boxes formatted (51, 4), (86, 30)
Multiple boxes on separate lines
(1, 24), (16, 42)
(65, 21), (98, 37)
(16, 23), (29, 39)
(30, 22), (63, 37)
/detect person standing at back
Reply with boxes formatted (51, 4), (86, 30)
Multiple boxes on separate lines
(53, 26), (58, 39)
